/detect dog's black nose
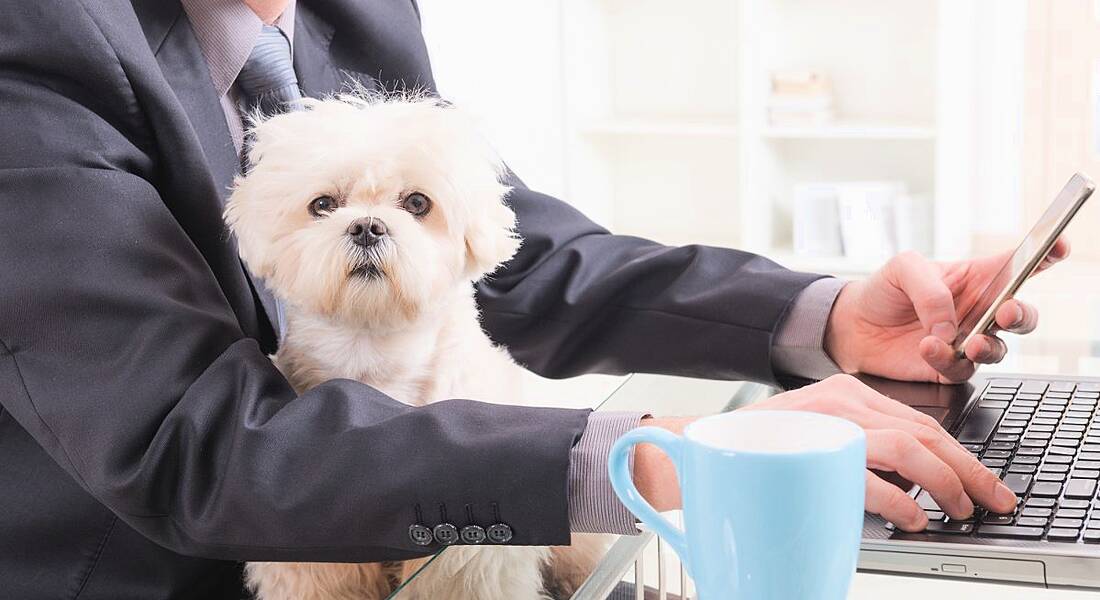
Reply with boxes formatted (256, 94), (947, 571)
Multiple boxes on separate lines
(347, 218), (388, 247)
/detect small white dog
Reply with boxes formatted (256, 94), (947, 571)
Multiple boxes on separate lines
(225, 94), (604, 600)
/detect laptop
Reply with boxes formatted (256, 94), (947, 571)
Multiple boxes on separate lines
(858, 372), (1100, 589)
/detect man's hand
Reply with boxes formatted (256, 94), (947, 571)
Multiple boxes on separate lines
(632, 375), (1018, 532)
(825, 240), (1070, 383)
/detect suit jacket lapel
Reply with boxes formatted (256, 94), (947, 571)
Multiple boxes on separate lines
(294, 4), (363, 98)
(132, 0), (279, 352)
(153, 13), (240, 206)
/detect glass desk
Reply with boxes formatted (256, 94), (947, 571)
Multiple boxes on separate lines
(390, 261), (1100, 599)
(389, 374), (771, 600)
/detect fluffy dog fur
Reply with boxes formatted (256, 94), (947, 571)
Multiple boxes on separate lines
(225, 94), (604, 600)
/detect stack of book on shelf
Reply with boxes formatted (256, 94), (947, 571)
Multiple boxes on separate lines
(768, 70), (834, 127)
(792, 181), (930, 263)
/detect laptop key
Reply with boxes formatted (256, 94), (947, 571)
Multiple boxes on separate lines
(1047, 528), (1081, 541)
(980, 400), (1009, 409)
(1017, 517), (1049, 527)
(1052, 518), (1085, 529)
(983, 450), (1013, 460)
(1045, 454), (1073, 464)
(1008, 464), (1037, 475)
(1037, 472), (1066, 482)
(1056, 509), (1087, 519)
(1084, 530), (1100, 543)
(1040, 464), (1070, 474)
(1003, 473), (1032, 496)
(1017, 447), (1044, 456)
(915, 490), (941, 511)
(982, 513), (1015, 525)
(925, 510), (945, 521)
(1065, 479), (1098, 499)
(979, 525), (1044, 539)
(962, 443), (984, 453)
(1079, 452), (1100, 461)
(982, 458), (1008, 468)
(1061, 499), (1090, 510)
(1048, 446), (1076, 456)
(1021, 507), (1052, 518)
(1031, 482), (1063, 497)
(923, 521), (975, 535)
(1072, 470), (1100, 479)
(1026, 497), (1056, 508)
(1021, 381), (1049, 394)
(957, 408), (1006, 445)
(989, 441), (1017, 451)
(1051, 382), (1077, 393)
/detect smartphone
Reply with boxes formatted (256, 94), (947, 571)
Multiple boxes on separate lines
(953, 172), (1095, 358)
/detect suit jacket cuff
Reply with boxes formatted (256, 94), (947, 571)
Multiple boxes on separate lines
(771, 277), (846, 381)
(568, 412), (645, 534)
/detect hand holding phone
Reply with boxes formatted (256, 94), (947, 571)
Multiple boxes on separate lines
(952, 173), (1094, 358)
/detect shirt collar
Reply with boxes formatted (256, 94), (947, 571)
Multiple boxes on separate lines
(180, 0), (297, 98)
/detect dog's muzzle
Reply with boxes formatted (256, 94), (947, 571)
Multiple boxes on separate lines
(347, 217), (388, 248)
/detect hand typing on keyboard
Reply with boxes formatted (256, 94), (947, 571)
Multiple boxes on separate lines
(822, 240), (1069, 384)
(742, 375), (1019, 531)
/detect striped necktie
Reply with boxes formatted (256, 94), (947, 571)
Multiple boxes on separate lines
(237, 25), (303, 116)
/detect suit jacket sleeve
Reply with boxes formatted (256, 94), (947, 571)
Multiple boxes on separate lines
(0, 1), (588, 562)
(477, 176), (827, 385)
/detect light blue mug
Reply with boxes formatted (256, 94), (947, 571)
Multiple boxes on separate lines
(608, 410), (866, 600)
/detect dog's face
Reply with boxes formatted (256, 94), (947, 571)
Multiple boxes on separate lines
(225, 97), (519, 330)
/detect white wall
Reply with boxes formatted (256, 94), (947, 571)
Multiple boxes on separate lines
(417, 0), (569, 200)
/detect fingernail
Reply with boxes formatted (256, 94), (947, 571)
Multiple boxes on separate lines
(909, 512), (929, 532)
(996, 483), (1018, 508)
(931, 321), (956, 344)
(1012, 304), (1025, 328)
(956, 492), (975, 518)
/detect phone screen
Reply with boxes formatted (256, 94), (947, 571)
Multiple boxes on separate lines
(954, 173), (1093, 349)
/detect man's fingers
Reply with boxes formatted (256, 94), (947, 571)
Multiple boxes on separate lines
(963, 334), (1008, 364)
(865, 429), (973, 519)
(873, 416), (1017, 515)
(865, 470), (927, 532)
(863, 391), (969, 453)
(1033, 238), (1071, 275)
(888, 252), (958, 343)
(994, 299), (1038, 334)
(918, 335), (976, 383)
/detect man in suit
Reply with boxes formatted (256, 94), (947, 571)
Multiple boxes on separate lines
(0, 0), (1052, 597)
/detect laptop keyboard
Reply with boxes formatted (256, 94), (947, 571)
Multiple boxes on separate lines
(904, 378), (1100, 543)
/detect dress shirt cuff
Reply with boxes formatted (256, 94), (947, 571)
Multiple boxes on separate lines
(771, 277), (847, 381)
(568, 412), (646, 535)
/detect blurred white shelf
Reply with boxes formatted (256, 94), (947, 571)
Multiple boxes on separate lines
(765, 250), (883, 276)
(579, 117), (738, 138)
(762, 121), (937, 140)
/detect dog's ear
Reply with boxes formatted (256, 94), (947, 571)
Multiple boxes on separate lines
(224, 187), (277, 280)
(464, 188), (520, 279)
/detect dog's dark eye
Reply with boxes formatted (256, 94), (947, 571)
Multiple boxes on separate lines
(308, 195), (338, 218)
(401, 192), (432, 217)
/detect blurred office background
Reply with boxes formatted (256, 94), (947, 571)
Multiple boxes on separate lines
(416, 0), (1100, 380)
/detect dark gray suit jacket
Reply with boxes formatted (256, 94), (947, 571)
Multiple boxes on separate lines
(0, 0), (821, 597)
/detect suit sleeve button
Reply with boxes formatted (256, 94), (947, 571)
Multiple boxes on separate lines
(460, 525), (486, 544)
(433, 523), (460, 545)
(486, 523), (513, 544)
(408, 524), (433, 546)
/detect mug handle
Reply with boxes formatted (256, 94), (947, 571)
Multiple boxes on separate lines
(608, 427), (689, 562)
